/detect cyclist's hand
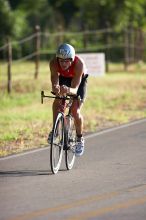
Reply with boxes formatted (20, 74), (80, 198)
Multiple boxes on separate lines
(52, 84), (60, 95)
(60, 85), (69, 96)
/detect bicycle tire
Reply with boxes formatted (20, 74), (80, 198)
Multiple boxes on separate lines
(50, 112), (64, 174)
(65, 115), (76, 170)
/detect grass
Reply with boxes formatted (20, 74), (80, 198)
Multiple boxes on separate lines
(0, 61), (146, 157)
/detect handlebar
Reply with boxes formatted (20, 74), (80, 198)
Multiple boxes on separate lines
(41, 91), (73, 104)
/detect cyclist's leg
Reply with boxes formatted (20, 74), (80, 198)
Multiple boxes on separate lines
(52, 76), (72, 124)
(71, 100), (85, 156)
(70, 99), (84, 137)
(71, 73), (88, 136)
(70, 74), (88, 156)
(52, 98), (61, 123)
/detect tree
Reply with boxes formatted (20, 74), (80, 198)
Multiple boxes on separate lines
(0, 0), (14, 44)
(74, 0), (146, 31)
(49, 0), (78, 29)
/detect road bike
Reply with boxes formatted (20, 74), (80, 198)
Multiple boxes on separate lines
(41, 91), (76, 174)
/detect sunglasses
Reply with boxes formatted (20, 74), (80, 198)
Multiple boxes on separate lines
(58, 58), (72, 63)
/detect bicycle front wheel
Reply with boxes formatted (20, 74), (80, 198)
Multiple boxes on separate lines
(65, 115), (76, 170)
(50, 112), (64, 174)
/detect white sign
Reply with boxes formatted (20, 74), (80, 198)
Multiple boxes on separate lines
(78, 53), (105, 76)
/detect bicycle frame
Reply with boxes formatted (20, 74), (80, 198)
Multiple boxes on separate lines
(42, 90), (73, 146)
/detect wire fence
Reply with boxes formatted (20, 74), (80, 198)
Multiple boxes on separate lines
(0, 26), (146, 93)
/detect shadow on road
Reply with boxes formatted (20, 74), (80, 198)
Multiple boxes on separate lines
(0, 168), (69, 177)
(0, 170), (53, 177)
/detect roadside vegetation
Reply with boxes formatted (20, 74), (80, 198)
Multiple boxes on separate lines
(0, 61), (146, 157)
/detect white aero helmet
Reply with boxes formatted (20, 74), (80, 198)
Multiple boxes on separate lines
(56, 43), (75, 61)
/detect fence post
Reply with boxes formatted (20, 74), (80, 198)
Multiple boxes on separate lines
(135, 28), (144, 62)
(83, 30), (87, 49)
(34, 25), (40, 79)
(124, 28), (129, 71)
(105, 23), (110, 73)
(56, 25), (64, 46)
(7, 37), (12, 93)
(139, 28), (144, 62)
(130, 26), (135, 63)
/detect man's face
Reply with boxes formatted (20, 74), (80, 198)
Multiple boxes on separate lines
(58, 58), (72, 70)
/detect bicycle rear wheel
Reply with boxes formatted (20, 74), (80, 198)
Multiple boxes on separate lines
(65, 115), (76, 170)
(50, 112), (64, 174)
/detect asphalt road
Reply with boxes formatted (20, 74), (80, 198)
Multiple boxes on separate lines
(0, 119), (146, 220)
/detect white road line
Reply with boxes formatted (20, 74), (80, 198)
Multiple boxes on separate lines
(0, 146), (50, 161)
(85, 118), (146, 139)
(0, 118), (146, 161)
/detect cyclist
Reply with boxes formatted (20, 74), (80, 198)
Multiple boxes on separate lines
(48, 43), (88, 156)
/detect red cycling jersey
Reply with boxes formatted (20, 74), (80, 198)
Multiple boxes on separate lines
(55, 56), (79, 78)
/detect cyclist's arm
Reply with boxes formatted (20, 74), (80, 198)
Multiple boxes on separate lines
(49, 59), (60, 92)
(69, 59), (84, 95)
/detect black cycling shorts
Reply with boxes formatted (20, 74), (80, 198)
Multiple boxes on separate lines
(59, 74), (88, 101)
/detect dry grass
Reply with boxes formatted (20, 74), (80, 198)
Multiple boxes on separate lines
(0, 61), (146, 157)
